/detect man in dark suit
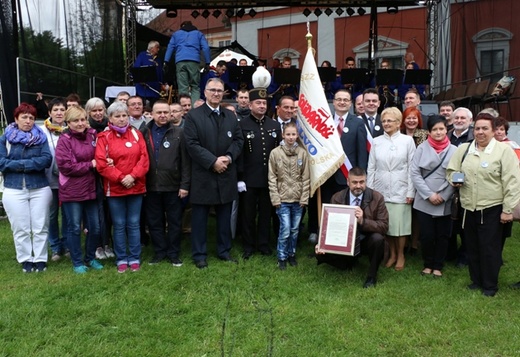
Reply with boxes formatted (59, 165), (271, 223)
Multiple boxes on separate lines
(360, 88), (384, 138)
(183, 78), (244, 269)
(316, 167), (389, 288)
(238, 87), (282, 259)
(307, 89), (368, 244)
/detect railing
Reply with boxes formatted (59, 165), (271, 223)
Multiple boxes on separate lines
(16, 57), (126, 105)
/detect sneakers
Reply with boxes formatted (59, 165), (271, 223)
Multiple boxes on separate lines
(34, 262), (47, 272)
(22, 261), (34, 273)
(288, 256), (298, 266)
(308, 233), (318, 244)
(278, 260), (287, 270)
(89, 259), (104, 270)
(95, 247), (107, 260)
(148, 256), (164, 265)
(73, 265), (88, 274)
(117, 264), (128, 273)
(104, 245), (115, 258)
(171, 258), (183, 267)
(130, 263), (140, 272)
(51, 252), (62, 262)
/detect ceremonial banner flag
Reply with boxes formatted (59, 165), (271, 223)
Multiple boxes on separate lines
(297, 31), (348, 196)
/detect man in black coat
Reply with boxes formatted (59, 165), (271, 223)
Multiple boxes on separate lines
(238, 87), (282, 259)
(141, 100), (191, 267)
(183, 78), (244, 268)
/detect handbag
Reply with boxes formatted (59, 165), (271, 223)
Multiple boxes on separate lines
(450, 143), (471, 220)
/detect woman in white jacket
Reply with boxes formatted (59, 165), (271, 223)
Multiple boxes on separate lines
(367, 107), (415, 271)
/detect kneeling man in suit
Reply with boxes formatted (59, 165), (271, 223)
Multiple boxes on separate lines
(316, 167), (388, 288)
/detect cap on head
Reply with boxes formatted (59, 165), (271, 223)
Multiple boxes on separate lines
(249, 88), (268, 102)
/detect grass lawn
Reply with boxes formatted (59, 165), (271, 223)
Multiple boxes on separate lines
(1, 214), (520, 356)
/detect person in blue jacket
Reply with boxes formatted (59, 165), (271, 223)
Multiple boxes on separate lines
(164, 21), (211, 105)
(133, 41), (163, 104)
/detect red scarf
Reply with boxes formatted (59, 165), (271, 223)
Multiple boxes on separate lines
(427, 135), (450, 154)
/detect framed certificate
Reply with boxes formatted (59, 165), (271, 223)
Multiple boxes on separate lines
(317, 204), (358, 256)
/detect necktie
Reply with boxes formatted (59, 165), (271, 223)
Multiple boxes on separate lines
(337, 117), (344, 135)
(353, 197), (361, 206)
(368, 117), (375, 134)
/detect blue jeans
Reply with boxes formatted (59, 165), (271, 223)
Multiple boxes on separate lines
(49, 189), (69, 254)
(107, 195), (143, 266)
(276, 202), (303, 261)
(62, 200), (100, 267)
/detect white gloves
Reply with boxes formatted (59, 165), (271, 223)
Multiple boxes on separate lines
(237, 181), (247, 193)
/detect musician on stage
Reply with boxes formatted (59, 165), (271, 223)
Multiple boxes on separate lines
(133, 41), (164, 104)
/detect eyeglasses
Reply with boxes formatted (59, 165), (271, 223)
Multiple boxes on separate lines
(206, 88), (224, 94)
(334, 98), (351, 102)
(128, 102), (143, 107)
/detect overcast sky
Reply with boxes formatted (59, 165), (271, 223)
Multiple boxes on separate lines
(19, 0), (161, 38)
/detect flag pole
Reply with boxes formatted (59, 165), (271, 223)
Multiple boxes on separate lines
(305, 23), (323, 243)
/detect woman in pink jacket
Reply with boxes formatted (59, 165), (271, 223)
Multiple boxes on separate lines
(95, 101), (149, 273)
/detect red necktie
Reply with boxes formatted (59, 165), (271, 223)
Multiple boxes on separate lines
(337, 117), (344, 136)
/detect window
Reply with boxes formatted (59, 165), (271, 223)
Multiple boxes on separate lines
(473, 28), (512, 82)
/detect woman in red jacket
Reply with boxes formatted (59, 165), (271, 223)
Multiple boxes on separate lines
(95, 101), (149, 273)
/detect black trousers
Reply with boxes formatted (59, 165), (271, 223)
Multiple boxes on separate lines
(417, 211), (451, 271)
(316, 233), (385, 279)
(464, 205), (503, 292)
(191, 202), (232, 262)
(240, 187), (272, 253)
(146, 191), (183, 260)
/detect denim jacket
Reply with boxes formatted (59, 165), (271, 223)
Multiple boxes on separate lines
(0, 135), (52, 189)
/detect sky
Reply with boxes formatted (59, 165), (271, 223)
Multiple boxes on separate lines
(18, 0), (161, 39)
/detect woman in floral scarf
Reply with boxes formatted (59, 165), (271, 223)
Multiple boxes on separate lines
(0, 103), (52, 273)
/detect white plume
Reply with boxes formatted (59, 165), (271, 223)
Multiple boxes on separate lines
(252, 66), (271, 88)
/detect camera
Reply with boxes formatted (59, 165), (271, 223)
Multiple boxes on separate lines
(452, 172), (465, 184)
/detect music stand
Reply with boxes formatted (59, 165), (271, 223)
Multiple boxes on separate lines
(375, 69), (404, 86)
(130, 66), (158, 83)
(340, 68), (370, 85)
(228, 66), (256, 84)
(404, 69), (432, 85)
(318, 67), (337, 82)
(273, 68), (301, 85)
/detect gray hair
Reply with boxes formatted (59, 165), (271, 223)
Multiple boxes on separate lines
(478, 107), (499, 118)
(205, 77), (225, 89)
(85, 97), (106, 115)
(453, 107), (473, 120)
(107, 101), (128, 118)
(147, 41), (159, 51)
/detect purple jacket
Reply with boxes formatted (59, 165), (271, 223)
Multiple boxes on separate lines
(55, 128), (97, 202)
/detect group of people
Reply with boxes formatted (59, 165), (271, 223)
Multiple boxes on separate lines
(3, 48), (520, 296)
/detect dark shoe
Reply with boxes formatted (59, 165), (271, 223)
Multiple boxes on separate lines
(260, 249), (272, 256)
(242, 251), (253, 260)
(482, 289), (497, 297)
(34, 262), (47, 273)
(195, 260), (208, 269)
(288, 256), (298, 266)
(171, 258), (183, 267)
(219, 256), (238, 264)
(22, 261), (34, 273)
(467, 283), (480, 290)
(278, 260), (287, 270)
(148, 256), (165, 265)
(511, 281), (520, 289)
(363, 277), (377, 288)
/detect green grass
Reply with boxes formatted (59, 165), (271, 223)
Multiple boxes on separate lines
(1, 216), (520, 356)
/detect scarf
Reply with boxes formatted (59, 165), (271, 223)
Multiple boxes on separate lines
(427, 134), (450, 154)
(89, 116), (108, 133)
(4, 123), (47, 146)
(109, 123), (130, 135)
(44, 118), (66, 134)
